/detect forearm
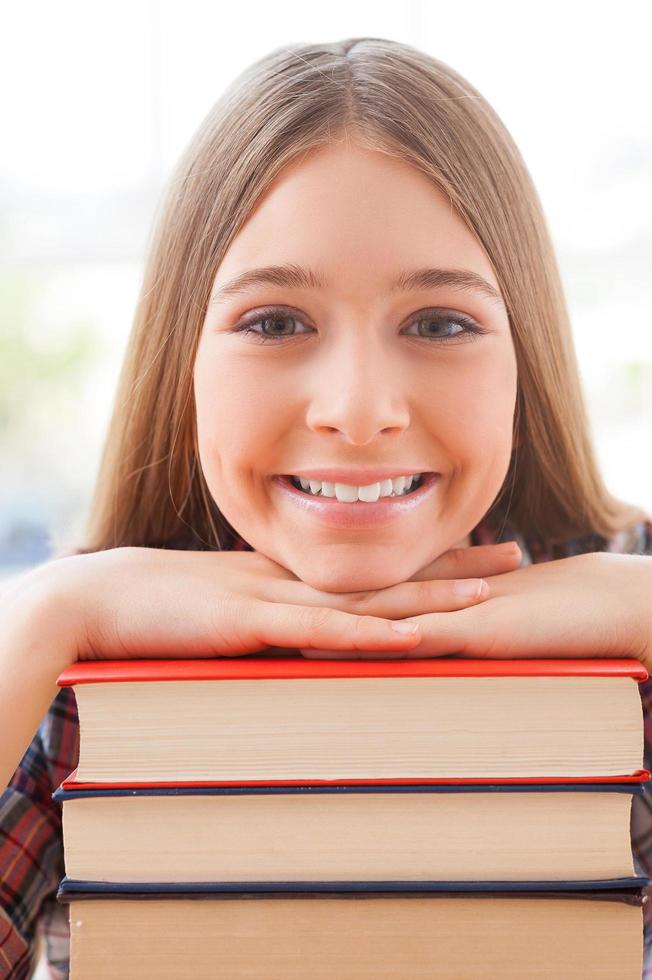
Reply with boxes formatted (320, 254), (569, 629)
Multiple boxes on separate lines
(0, 562), (77, 793)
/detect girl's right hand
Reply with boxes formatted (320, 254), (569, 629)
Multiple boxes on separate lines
(46, 542), (521, 663)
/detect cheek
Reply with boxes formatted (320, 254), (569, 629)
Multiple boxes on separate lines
(423, 353), (517, 460)
(194, 353), (290, 476)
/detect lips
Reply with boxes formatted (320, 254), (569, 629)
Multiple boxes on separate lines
(272, 472), (440, 530)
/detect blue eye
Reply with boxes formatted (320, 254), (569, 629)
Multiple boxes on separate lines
(232, 306), (486, 345)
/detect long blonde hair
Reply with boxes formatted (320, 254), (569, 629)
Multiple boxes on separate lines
(63, 36), (649, 558)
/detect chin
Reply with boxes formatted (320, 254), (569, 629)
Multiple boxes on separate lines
(298, 565), (406, 594)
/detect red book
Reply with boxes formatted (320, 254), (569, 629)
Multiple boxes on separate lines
(57, 656), (650, 787)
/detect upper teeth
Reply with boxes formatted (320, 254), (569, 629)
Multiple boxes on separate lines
(293, 474), (422, 502)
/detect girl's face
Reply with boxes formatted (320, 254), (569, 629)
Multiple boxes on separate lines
(194, 141), (517, 592)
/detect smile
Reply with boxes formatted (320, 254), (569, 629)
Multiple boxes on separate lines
(272, 472), (440, 530)
(290, 473), (424, 502)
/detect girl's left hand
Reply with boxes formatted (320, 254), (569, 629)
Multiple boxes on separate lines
(299, 552), (652, 671)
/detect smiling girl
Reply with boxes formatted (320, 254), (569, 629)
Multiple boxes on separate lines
(1, 37), (651, 979)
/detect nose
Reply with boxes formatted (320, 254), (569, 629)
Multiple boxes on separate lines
(304, 331), (411, 445)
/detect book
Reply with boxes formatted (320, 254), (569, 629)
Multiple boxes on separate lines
(54, 656), (652, 974)
(56, 883), (650, 979)
(55, 656), (650, 784)
(53, 779), (645, 884)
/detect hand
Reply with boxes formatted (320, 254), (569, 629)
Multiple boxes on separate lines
(43, 540), (521, 663)
(299, 552), (652, 673)
(264, 540), (522, 656)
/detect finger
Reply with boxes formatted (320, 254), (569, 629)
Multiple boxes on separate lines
(246, 542), (520, 612)
(228, 597), (422, 655)
(300, 606), (475, 659)
(262, 574), (490, 620)
(300, 648), (428, 659)
(339, 576), (491, 619)
(408, 542), (521, 583)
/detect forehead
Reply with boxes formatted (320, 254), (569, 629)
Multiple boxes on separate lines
(212, 142), (502, 304)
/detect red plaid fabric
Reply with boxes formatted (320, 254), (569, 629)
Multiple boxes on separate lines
(2, 518), (651, 978)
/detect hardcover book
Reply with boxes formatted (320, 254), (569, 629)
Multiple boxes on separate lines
(53, 778), (647, 885)
(56, 656), (650, 784)
(57, 883), (650, 979)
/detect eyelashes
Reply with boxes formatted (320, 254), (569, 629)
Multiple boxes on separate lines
(231, 305), (487, 346)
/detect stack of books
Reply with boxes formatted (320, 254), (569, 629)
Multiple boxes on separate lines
(53, 655), (651, 978)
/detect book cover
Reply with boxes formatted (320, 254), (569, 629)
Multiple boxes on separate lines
(56, 877), (652, 903)
(53, 777), (649, 800)
(56, 656), (650, 686)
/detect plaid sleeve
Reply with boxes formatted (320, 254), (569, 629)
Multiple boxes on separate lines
(0, 688), (78, 979)
(622, 520), (652, 975)
(637, 684), (652, 978)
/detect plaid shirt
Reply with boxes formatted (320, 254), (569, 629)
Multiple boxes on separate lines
(2, 517), (652, 979)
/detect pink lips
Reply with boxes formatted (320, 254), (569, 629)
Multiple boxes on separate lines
(272, 473), (440, 530)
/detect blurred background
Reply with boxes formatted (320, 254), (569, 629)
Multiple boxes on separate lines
(2, 0), (651, 588)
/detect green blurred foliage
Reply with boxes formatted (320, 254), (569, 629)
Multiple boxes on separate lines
(0, 270), (99, 447)
(621, 362), (652, 402)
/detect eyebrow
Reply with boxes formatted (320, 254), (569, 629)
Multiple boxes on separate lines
(210, 263), (505, 308)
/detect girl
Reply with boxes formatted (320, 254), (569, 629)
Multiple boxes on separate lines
(1, 37), (651, 979)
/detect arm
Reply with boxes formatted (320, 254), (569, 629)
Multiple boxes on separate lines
(0, 561), (81, 978)
(0, 560), (77, 795)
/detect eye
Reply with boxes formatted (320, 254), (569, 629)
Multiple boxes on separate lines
(231, 306), (487, 344)
(232, 307), (312, 344)
(403, 309), (486, 344)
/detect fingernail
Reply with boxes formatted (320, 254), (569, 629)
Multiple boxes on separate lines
(453, 579), (485, 598)
(499, 541), (520, 554)
(391, 620), (420, 634)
